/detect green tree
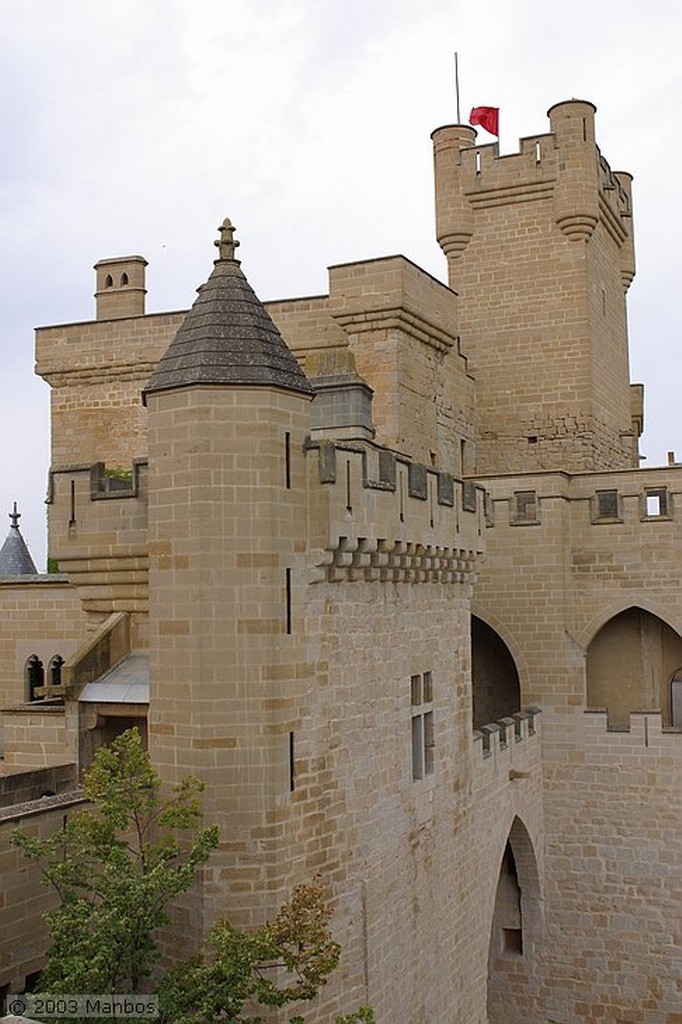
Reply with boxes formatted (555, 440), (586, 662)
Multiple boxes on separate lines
(12, 729), (375, 1022)
(11, 728), (219, 993)
(159, 877), (340, 1024)
(158, 877), (375, 1023)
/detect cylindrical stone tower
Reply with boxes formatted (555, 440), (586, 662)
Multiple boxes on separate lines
(143, 219), (313, 943)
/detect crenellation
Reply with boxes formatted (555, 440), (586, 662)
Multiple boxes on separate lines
(306, 439), (484, 577)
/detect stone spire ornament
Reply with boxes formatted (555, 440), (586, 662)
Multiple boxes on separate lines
(214, 217), (240, 264)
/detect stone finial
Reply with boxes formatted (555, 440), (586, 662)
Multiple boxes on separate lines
(9, 501), (20, 529)
(214, 218), (240, 264)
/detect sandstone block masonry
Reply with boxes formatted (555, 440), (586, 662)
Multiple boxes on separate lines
(1, 98), (680, 1024)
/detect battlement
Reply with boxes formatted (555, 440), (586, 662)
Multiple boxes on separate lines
(433, 100), (633, 249)
(471, 708), (543, 801)
(474, 707), (541, 757)
(306, 439), (484, 583)
(583, 709), (682, 754)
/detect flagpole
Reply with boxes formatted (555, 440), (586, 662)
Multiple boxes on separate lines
(454, 52), (461, 124)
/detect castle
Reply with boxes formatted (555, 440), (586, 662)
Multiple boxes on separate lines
(0, 99), (680, 1024)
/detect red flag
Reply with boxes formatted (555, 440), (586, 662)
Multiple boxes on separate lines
(469, 106), (499, 136)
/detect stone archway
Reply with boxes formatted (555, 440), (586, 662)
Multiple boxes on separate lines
(487, 816), (543, 1024)
(586, 607), (682, 728)
(471, 616), (521, 729)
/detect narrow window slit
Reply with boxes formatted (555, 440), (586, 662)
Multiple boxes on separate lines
(284, 431), (291, 489)
(345, 460), (352, 513)
(289, 731), (296, 791)
(285, 568), (292, 634)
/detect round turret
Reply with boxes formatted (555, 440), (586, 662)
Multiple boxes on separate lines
(431, 124), (478, 267)
(548, 100), (599, 241)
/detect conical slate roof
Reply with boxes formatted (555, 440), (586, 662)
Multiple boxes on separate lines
(144, 219), (313, 400)
(0, 504), (38, 575)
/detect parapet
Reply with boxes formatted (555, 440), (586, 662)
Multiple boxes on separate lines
(306, 439), (484, 583)
(471, 709), (543, 801)
(473, 708), (542, 760)
(583, 709), (682, 754)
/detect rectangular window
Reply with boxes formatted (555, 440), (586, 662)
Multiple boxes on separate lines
(511, 490), (539, 525)
(411, 672), (434, 780)
(597, 489), (618, 518)
(411, 716), (424, 780)
(423, 711), (435, 775)
(503, 927), (523, 955)
(642, 487), (669, 519)
(591, 488), (621, 523)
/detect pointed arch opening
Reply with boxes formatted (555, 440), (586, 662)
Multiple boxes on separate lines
(49, 655), (65, 687)
(487, 816), (542, 1024)
(471, 615), (521, 728)
(25, 655), (45, 701)
(586, 607), (682, 728)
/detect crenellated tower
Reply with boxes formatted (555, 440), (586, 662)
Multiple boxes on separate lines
(432, 99), (640, 475)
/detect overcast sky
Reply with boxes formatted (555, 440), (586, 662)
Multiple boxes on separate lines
(1, 0), (681, 569)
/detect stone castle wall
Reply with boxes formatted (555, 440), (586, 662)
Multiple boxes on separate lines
(0, 792), (87, 992)
(541, 713), (682, 1023)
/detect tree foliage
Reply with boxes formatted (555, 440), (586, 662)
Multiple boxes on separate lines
(158, 878), (344, 1024)
(10, 728), (219, 993)
(11, 728), (375, 1023)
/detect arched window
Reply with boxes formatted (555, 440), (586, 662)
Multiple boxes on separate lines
(104, 274), (114, 288)
(120, 272), (129, 286)
(49, 655), (65, 687)
(25, 655), (44, 701)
